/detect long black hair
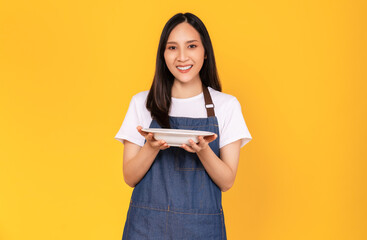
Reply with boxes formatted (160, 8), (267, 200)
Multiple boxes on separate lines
(146, 12), (221, 128)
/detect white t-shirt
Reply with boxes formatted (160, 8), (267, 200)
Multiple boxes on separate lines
(114, 87), (252, 149)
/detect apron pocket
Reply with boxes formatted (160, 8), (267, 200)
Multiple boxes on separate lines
(122, 204), (167, 239)
(166, 210), (224, 240)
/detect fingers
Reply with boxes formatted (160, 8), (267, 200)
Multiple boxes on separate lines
(146, 134), (168, 149)
(181, 143), (195, 153)
(154, 139), (167, 148)
(136, 126), (170, 150)
(136, 126), (156, 142)
(181, 138), (201, 153)
(181, 135), (215, 153)
(190, 139), (202, 152)
(144, 137), (170, 150)
(146, 132), (156, 142)
(136, 126), (147, 137)
(160, 142), (170, 150)
(204, 134), (217, 143)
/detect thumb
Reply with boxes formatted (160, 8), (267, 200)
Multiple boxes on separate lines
(204, 134), (217, 143)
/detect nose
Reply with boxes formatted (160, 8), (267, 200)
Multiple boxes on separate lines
(177, 48), (188, 62)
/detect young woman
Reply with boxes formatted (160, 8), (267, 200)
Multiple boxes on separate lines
(115, 12), (252, 240)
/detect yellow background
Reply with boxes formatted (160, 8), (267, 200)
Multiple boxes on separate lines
(1, 0), (366, 239)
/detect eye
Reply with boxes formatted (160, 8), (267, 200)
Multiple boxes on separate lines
(167, 46), (176, 50)
(188, 44), (197, 48)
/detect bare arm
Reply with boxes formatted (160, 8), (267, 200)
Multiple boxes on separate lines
(181, 136), (241, 192)
(123, 126), (170, 187)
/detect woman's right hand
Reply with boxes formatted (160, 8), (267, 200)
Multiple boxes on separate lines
(137, 126), (170, 150)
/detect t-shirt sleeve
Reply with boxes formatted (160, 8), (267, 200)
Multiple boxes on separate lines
(220, 97), (252, 149)
(114, 95), (146, 147)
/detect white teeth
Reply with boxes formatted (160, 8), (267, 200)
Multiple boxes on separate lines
(177, 65), (193, 70)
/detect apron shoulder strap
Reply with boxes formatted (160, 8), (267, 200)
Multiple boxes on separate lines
(202, 83), (215, 117)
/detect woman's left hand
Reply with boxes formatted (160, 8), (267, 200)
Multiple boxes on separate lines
(180, 134), (217, 153)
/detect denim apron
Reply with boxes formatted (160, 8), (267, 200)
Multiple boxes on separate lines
(122, 85), (227, 240)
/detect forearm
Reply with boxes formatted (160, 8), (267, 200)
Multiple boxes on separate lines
(197, 148), (235, 192)
(123, 143), (160, 187)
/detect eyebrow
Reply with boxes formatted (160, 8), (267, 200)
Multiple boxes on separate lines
(166, 40), (199, 44)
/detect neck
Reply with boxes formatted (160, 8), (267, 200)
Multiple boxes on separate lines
(171, 78), (203, 99)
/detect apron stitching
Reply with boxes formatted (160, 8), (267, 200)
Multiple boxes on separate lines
(169, 210), (221, 215)
(174, 168), (205, 171)
(165, 205), (169, 240)
(169, 122), (218, 127)
(130, 204), (222, 215)
(130, 204), (166, 212)
(169, 124), (219, 128)
(125, 202), (132, 240)
(221, 208), (225, 240)
(201, 172), (205, 190)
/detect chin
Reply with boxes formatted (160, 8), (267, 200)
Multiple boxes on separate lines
(175, 78), (195, 83)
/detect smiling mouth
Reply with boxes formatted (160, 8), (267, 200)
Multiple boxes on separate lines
(176, 65), (193, 70)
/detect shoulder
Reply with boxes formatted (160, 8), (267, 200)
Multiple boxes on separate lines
(131, 90), (149, 105)
(132, 90), (149, 100)
(131, 90), (152, 121)
(208, 87), (240, 109)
